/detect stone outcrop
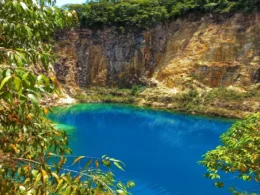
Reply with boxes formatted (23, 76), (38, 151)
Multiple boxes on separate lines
(55, 13), (260, 90)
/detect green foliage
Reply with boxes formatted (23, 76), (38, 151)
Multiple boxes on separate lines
(0, 0), (133, 194)
(205, 87), (260, 102)
(75, 87), (138, 103)
(77, 86), (260, 118)
(206, 87), (247, 101)
(64, 0), (169, 29)
(131, 85), (146, 96)
(64, 0), (260, 29)
(199, 113), (260, 194)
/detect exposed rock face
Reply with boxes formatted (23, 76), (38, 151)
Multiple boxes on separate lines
(55, 13), (260, 90)
(55, 26), (167, 88)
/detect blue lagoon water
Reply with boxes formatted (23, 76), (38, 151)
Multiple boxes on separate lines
(48, 104), (258, 195)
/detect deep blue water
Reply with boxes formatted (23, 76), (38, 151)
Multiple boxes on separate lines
(48, 104), (258, 195)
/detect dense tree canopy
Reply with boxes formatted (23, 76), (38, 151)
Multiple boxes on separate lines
(64, 0), (260, 29)
(0, 0), (133, 194)
(199, 113), (260, 195)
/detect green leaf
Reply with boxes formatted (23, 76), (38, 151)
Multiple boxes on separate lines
(27, 93), (39, 108)
(0, 75), (12, 90)
(20, 2), (28, 11)
(22, 72), (30, 86)
(19, 186), (26, 192)
(25, 26), (32, 39)
(127, 181), (135, 188)
(34, 173), (42, 185)
(14, 76), (22, 91)
(51, 172), (60, 182)
(214, 182), (224, 188)
(62, 175), (71, 184)
(114, 162), (125, 171)
(31, 170), (39, 178)
(72, 156), (85, 165)
(65, 186), (72, 195)
(101, 159), (111, 167)
(41, 169), (48, 184)
(15, 53), (24, 67)
(116, 189), (127, 195)
(84, 159), (93, 169)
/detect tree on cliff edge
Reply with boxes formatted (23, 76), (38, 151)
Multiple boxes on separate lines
(0, 0), (132, 194)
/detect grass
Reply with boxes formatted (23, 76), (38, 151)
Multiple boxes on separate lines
(73, 85), (146, 104)
(205, 87), (260, 102)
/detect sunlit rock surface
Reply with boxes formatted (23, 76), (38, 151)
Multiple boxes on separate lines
(55, 13), (260, 90)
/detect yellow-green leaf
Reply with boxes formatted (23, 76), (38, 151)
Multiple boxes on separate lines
(72, 156), (85, 165)
(0, 75), (12, 90)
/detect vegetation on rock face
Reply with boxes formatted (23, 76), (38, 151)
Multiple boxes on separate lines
(0, 0), (133, 194)
(64, 0), (260, 29)
(199, 113), (260, 195)
(77, 86), (260, 118)
(74, 86), (146, 104)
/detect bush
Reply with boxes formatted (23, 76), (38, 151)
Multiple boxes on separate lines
(0, 1), (132, 194)
(63, 0), (260, 30)
(131, 85), (146, 96)
(199, 113), (260, 194)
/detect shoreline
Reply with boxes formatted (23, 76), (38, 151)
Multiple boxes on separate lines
(51, 102), (238, 123)
(49, 86), (260, 119)
(71, 87), (260, 119)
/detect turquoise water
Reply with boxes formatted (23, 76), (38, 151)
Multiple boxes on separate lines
(48, 104), (258, 195)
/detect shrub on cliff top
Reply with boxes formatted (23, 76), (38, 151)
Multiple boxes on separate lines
(64, 0), (260, 29)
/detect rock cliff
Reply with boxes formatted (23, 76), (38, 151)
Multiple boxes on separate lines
(55, 13), (260, 92)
